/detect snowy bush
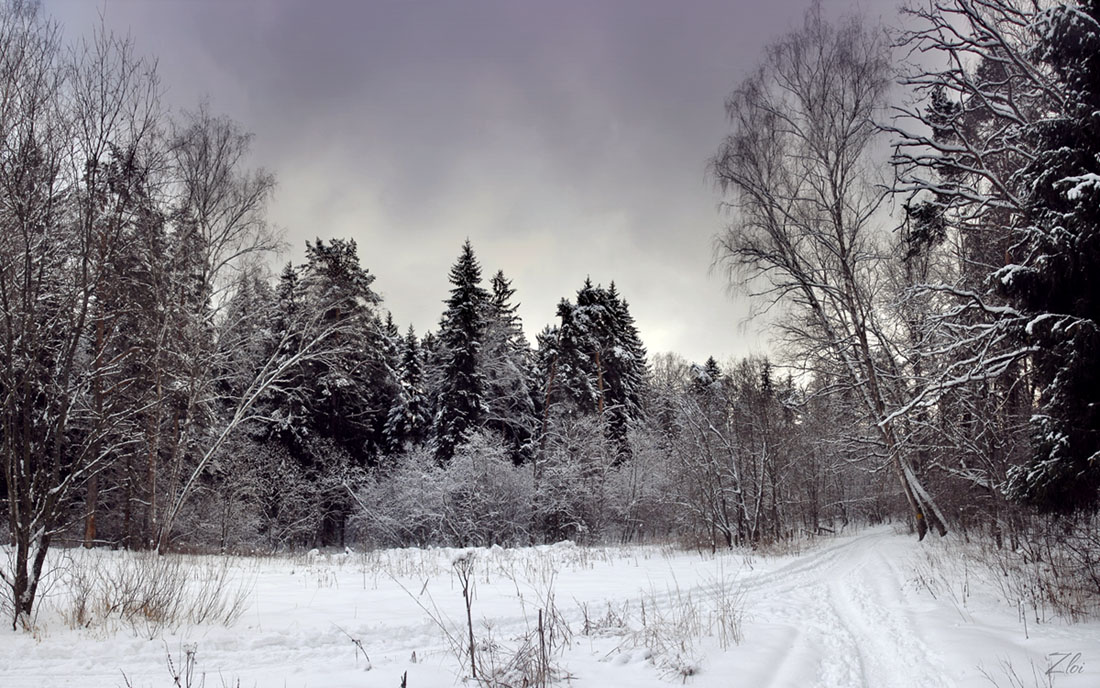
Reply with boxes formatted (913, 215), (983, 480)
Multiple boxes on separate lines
(441, 433), (534, 546)
(352, 431), (533, 547)
(605, 426), (678, 542)
(533, 415), (619, 542)
(167, 436), (353, 552)
(352, 447), (448, 546)
(351, 422), (682, 547)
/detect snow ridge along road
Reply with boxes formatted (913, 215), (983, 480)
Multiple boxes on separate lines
(2, 526), (1099, 688)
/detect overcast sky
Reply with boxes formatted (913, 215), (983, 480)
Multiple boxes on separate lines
(45, 0), (901, 365)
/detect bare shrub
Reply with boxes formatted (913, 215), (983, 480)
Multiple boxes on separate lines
(578, 600), (631, 637)
(915, 514), (1100, 629)
(394, 549), (572, 687)
(632, 585), (707, 680)
(472, 607), (571, 688)
(121, 643), (244, 688)
(61, 551), (252, 635)
(982, 516), (1100, 624)
(577, 573), (746, 680)
(977, 656), (1055, 688)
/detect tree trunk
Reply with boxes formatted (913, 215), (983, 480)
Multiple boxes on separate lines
(82, 473), (98, 549)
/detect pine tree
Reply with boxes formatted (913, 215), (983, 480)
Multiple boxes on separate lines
(433, 240), (490, 461)
(538, 279), (647, 459)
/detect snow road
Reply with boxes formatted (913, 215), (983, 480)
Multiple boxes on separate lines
(2, 527), (1098, 687)
(718, 530), (1098, 688)
(729, 532), (953, 688)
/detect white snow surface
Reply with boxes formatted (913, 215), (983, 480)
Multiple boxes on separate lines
(3, 526), (1099, 687)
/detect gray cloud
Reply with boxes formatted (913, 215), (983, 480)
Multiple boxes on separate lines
(46, 0), (899, 365)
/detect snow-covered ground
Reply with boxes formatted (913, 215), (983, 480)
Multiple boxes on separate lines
(3, 526), (1099, 687)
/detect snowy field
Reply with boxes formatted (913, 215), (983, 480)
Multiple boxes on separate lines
(4, 526), (1100, 688)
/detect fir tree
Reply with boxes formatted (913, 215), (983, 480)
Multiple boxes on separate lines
(691, 356), (723, 396)
(261, 240), (398, 473)
(538, 279), (647, 460)
(483, 270), (538, 463)
(603, 282), (647, 458)
(1005, 0), (1100, 510)
(384, 326), (431, 451)
(383, 311), (400, 339)
(261, 263), (311, 448)
(433, 240), (490, 461)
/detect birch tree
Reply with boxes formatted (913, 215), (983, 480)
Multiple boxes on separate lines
(710, 3), (949, 538)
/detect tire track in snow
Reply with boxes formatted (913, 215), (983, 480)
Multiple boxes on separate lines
(739, 532), (874, 595)
(825, 540), (952, 688)
(743, 529), (954, 688)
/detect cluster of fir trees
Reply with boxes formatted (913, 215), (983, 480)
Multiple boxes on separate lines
(0, 0), (657, 624)
(382, 240), (648, 468)
(122, 239), (653, 549)
(536, 278), (648, 462)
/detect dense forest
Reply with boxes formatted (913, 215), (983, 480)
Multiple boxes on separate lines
(3, 0), (1099, 630)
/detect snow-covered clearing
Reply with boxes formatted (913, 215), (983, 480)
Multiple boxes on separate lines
(3, 526), (1099, 687)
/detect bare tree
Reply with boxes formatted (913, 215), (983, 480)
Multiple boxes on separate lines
(153, 300), (360, 553)
(67, 14), (163, 550)
(648, 354), (747, 549)
(710, 3), (948, 538)
(884, 0), (1047, 418)
(0, 3), (162, 627)
(0, 2), (359, 625)
(140, 107), (279, 552)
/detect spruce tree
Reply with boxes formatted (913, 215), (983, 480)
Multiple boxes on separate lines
(483, 270), (538, 462)
(261, 263), (311, 448)
(384, 326), (431, 451)
(433, 240), (490, 461)
(261, 240), (398, 472)
(692, 356), (723, 392)
(301, 238), (390, 460)
(603, 282), (647, 458)
(1005, 0), (1100, 510)
(538, 279), (647, 459)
